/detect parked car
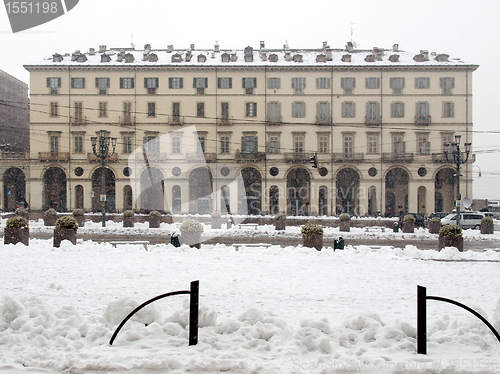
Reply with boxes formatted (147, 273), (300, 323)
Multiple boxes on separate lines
(441, 211), (485, 229)
(399, 213), (426, 227)
(429, 212), (449, 220)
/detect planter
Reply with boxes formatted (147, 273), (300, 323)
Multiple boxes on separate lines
(481, 222), (494, 234)
(302, 234), (323, 251)
(75, 216), (85, 227)
(438, 236), (464, 252)
(44, 216), (57, 226)
(164, 215), (173, 224)
(123, 217), (134, 228)
(428, 221), (441, 234)
(149, 218), (161, 228)
(402, 222), (415, 233)
(4, 228), (29, 245)
(181, 232), (202, 249)
(211, 219), (222, 229)
(53, 228), (77, 247)
(275, 220), (286, 231)
(339, 221), (350, 232)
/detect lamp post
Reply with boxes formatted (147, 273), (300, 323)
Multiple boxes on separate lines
(91, 130), (117, 227)
(444, 135), (471, 227)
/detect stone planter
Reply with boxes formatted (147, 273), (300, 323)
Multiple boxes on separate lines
(302, 234), (323, 251)
(149, 218), (161, 228)
(123, 217), (134, 228)
(438, 236), (464, 252)
(74, 216), (85, 227)
(4, 228), (29, 245)
(481, 222), (494, 234)
(339, 221), (350, 232)
(428, 221), (441, 234)
(164, 215), (173, 224)
(53, 228), (77, 247)
(211, 219), (222, 229)
(44, 216), (57, 226)
(181, 232), (202, 249)
(275, 220), (286, 231)
(402, 222), (415, 233)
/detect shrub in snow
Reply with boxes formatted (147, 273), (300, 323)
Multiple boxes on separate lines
(210, 212), (222, 219)
(438, 224), (463, 252)
(149, 210), (161, 219)
(274, 212), (287, 221)
(55, 216), (78, 231)
(15, 207), (29, 219)
(179, 219), (204, 233)
(44, 208), (57, 217)
(339, 213), (351, 222)
(481, 216), (494, 234)
(403, 214), (415, 223)
(123, 210), (134, 217)
(439, 224), (462, 238)
(6, 216), (28, 229)
(301, 221), (323, 237)
(72, 209), (84, 216)
(429, 217), (441, 224)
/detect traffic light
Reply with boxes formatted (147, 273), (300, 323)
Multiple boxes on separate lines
(310, 153), (318, 168)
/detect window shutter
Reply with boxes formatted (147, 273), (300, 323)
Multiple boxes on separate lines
(450, 103), (454, 117)
(194, 78), (197, 88)
(341, 78), (344, 89)
(302, 78), (306, 89)
(291, 78), (295, 89)
(169, 78), (173, 89)
(439, 78), (444, 88)
(46, 78), (50, 87)
(253, 78), (257, 88)
(145, 78), (148, 88)
(402, 78), (405, 89)
(228, 78), (232, 89)
(107, 78), (110, 88)
(57, 78), (61, 87)
(155, 78), (159, 88)
(95, 78), (99, 88)
(218, 78), (221, 89)
(82, 78), (86, 88)
(351, 78), (355, 88)
(426, 78), (430, 88)
(451, 78), (455, 89)
(390, 78), (394, 88)
(242, 78), (246, 88)
(120, 78), (124, 88)
(71, 78), (75, 88)
(179, 78), (183, 88)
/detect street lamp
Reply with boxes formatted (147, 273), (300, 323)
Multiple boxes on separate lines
(444, 135), (471, 227)
(91, 130), (117, 227)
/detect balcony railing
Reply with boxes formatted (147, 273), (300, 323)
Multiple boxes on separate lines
(120, 115), (134, 125)
(1, 152), (27, 159)
(382, 152), (414, 163)
(266, 116), (282, 126)
(38, 152), (70, 162)
(332, 152), (364, 163)
(170, 115), (184, 126)
(365, 116), (382, 126)
(218, 116), (233, 126)
(432, 153), (450, 163)
(415, 115), (431, 126)
(235, 151), (266, 163)
(71, 116), (87, 126)
(284, 152), (315, 163)
(316, 115), (331, 125)
(87, 153), (118, 162)
(186, 152), (217, 163)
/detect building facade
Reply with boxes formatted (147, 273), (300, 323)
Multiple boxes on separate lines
(20, 42), (477, 216)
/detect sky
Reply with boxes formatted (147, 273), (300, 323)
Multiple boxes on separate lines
(1, 0), (499, 200)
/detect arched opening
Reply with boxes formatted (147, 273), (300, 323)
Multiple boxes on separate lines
(269, 185), (279, 215)
(221, 185), (230, 214)
(139, 167), (165, 212)
(418, 186), (426, 214)
(435, 192), (444, 213)
(287, 167), (310, 216)
(385, 167), (409, 217)
(189, 167), (213, 214)
(319, 185), (328, 216)
(3, 167), (26, 211)
(238, 167), (262, 215)
(172, 185), (181, 212)
(123, 185), (133, 211)
(368, 186), (377, 216)
(43, 167), (67, 212)
(91, 167), (116, 213)
(336, 168), (360, 215)
(435, 168), (455, 212)
(75, 185), (84, 210)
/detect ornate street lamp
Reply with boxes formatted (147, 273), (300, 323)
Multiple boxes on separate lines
(444, 135), (471, 227)
(91, 130), (117, 227)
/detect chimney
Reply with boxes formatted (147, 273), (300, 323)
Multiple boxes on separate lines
(323, 41), (328, 49)
(167, 45), (174, 53)
(342, 54), (352, 63)
(285, 51), (291, 61)
(392, 44), (399, 52)
(144, 44), (151, 51)
(261, 52), (267, 61)
(116, 54), (123, 62)
(89, 48), (95, 55)
(99, 45), (106, 53)
(190, 43), (195, 50)
(325, 48), (332, 61)
(346, 42), (354, 53)
(420, 50), (429, 61)
(214, 41), (220, 52)
(260, 41), (265, 50)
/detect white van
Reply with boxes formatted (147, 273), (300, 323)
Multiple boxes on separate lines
(441, 212), (485, 229)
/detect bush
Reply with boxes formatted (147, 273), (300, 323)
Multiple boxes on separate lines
(6, 216), (28, 229)
(211, 212), (222, 219)
(149, 210), (161, 219)
(429, 216), (441, 224)
(439, 224), (462, 238)
(15, 207), (29, 219)
(72, 209), (84, 217)
(179, 219), (204, 233)
(481, 216), (493, 225)
(403, 214), (415, 223)
(339, 213), (351, 222)
(44, 208), (57, 217)
(274, 212), (287, 221)
(55, 216), (78, 231)
(301, 221), (324, 237)
(123, 210), (134, 217)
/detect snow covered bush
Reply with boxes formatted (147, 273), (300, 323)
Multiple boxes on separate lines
(301, 221), (323, 237)
(275, 212), (287, 221)
(44, 208), (57, 217)
(6, 216), (28, 229)
(339, 213), (351, 222)
(72, 209), (84, 216)
(123, 210), (134, 217)
(481, 216), (494, 234)
(15, 207), (29, 219)
(149, 210), (161, 219)
(429, 216), (441, 224)
(55, 216), (78, 231)
(439, 224), (462, 238)
(403, 214), (415, 223)
(179, 219), (204, 233)
(210, 212), (222, 219)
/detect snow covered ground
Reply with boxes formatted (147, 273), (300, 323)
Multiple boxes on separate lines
(1, 218), (500, 373)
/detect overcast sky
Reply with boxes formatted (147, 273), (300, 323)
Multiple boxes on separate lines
(1, 0), (499, 200)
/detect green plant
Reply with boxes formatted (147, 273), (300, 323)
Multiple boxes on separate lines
(481, 216), (494, 225)
(6, 216), (28, 229)
(274, 212), (287, 221)
(55, 216), (78, 231)
(301, 221), (324, 237)
(211, 212), (222, 219)
(15, 207), (29, 219)
(123, 210), (134, 217)
(44, 208), (57, 217)
(72, 209), (84, 217)
(439, 224), (462, 238)
(403, 214), (415, 223)
(339, 213), (351, 222)
(429, 216), (441, 224)
(179, 219), (204, 233)
(149, 210), (161, 219)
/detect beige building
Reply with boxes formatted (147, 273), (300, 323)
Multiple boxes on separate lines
(20, 42), (478, 216)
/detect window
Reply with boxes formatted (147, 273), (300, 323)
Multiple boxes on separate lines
(267, 78), (281, 90)
(442, 133), (453, 151)
(172, 134), (181, 153)
(318, 133), (330, 153)
(148, 102), (156, 117)
(50, 102), (58, 117)
(292, 78), (306, 95)
(172, 102), (181, 122)
(416, 102), (430, 117)
(241, 135), (258, 153)
(316, 102), (331, 124)
(193, 77), (208, 94)
(293, 133), (305, 153)
(172, 186), (182, 212)
(292, 102), (306, 118)
(50, 135), (59, 153)
(243, 77), (257, 94)
(443, 102), (455, 118)
(415, 77), (430, 89)
(392, 133), (405, 154)
(365, 77), (380, 89)
(144, 135), (159, 153)
(74, 135), (83, 153)
(220, 135), (230, 154)
(417, 133), (430, 154)
(123, 135), (133, 153)
(267, 102), (281, 123)
(341, 77), (355, 95)
(74, 102), (83, 122)
(95, 78), (110, 94)
(267, 133), (280, 154)
(391, 102), (405, 118)
(343, 134), (354, 155)
(366, 102), (381, 121)
(316, 77), (331, 89)
(169, 77), (183, 89)
(120, 77), (135, 89)
(98, 102), (107, 118)
(390, 77), (405, 95)
(367, 133), (379, 154)
(217, 77), (232, 89)
(269, 54), (278, 62)
(246, 102), (257, 117)
(144, 77), (159, 94)
(341, 102), (356, 118)
(123, 102), (132, 122)
(221, 102), (229, 121)
(47, 77), (61, 94)
(71, 77), (85, 89)
(440, 77), (455, 95)
(197, 102), (205, 117)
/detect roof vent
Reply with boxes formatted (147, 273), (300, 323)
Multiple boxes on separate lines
(116, 53), (123, 62)
(198, 54), (207, 63)
(52, 53), (63, 62)
(190, 44), (195, 50)
(316, 54), (326, 63)
(124, 53), (134, 63)
(392, 44), (399, 52)
(214, 41), (220, 52)
(99, 45), (106, 53)
(171, 53), (182, 62)
(89, 48), (95, 55)
(260, 41), (265, 49)
(325, 48), (332, 61)
(148, 53), (158, 62)
(167, 45), (174, 53)
(285, 51), (291, 61)
(230, 53), (238, 62)
(144, 44), (151, 51)
(260, 52), (267, 61)
(323, 41), (328, 49)
(293, 54), (303, 62)
(435, 53), (449, 62)
(365, 54), (375, 62)
(346, 42), (354, 53)
(101, 54), (111, 63)
(420, 50), (429, 61)
(342, 54), (352, 62)
(389, 54), (400, 62)
(185, 51), (192, 62)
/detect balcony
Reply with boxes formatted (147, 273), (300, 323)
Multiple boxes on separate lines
(71, 116), (87, 126)
(170, 115), (184, 126)
(316, 115), (331, 126)
(284, 152), (315, 163)
(1, 152), (27, 159)
(332, 153), (364, 163)
(365, 116), (382, 126)
(87, 153), (118, 162)
(120, 115), (134, 126)
(38, 152), (70, 162)
(218, 116), (233, 126)
(382, 153), (414, 163)
(415, 115), (431, 126)
(432, 153), (450, 163)
(266, 116), (282, 126)
(235, 151), (266, 163)
(186, 152), (217, 163)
